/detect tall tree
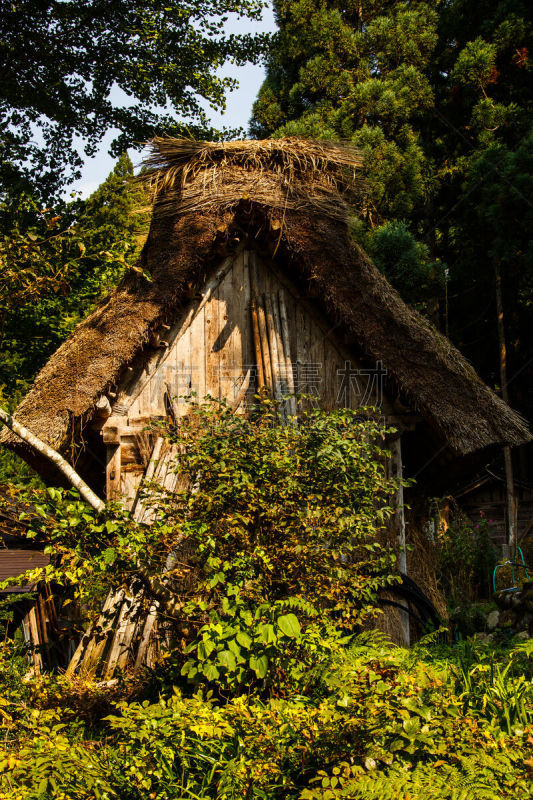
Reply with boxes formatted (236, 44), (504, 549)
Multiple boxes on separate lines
(0, 154), (149, 398)
(0, 0), (266, 199)
(251, 1), (438, 224)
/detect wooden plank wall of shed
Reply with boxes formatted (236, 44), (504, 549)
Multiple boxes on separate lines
(128, 250), (388, 417)
(460, 483), (533, 546)
(116, 249), (394, 505)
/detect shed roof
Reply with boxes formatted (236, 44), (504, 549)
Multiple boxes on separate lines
(0, 550), (49, 593)
(1, 137), (530, 473)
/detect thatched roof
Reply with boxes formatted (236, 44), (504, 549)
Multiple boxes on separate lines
(1, 137), (530, 475)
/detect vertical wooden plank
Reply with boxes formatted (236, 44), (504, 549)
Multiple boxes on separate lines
(391, 435), (409, 646)
(271, 290), (286, 398)
(106, 444), (122, 500)
(294, 295), (311, 411)
(205, 283), (222, 400)
(44, 583), (58, 632)
(121, 470), (142, 511)
(283, 284), (299, 414)
(256, 299), (273, 393)
(254, 252), (267, 386)
(164, 360), (175, 419)
(248, 251), (267, 393)
(190, 305), (206, 403)
(322, 341), (340, 412)
(217, 266), (236, 403)
(138, 371), (147, 416)
(21, 612), (31, 648)
(37, 595), (51, 667)
(103, 594), (134, 678)
(231, 250), (245, 378)
(241, 251), (253, 387)
(171, 317), (192, 412)
(232, 249), (254, 407)
(130, 437), (163, 521)
(278, 291), (297, 418)
(149, 364), (165, 416)
(264, 293), (281, 401)
(27, 607), (43, 674)
(173, 316), (186, 413)
(287, 288), (299, 377)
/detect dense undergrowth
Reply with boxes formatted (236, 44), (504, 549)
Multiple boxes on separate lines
(1, 402), (532, 799)
(0, 633), (532, 800)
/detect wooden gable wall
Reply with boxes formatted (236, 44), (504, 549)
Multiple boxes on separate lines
(98, 247), (397, 506)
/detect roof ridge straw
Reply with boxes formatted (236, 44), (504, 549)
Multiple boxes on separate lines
(141, 136), (364, 221)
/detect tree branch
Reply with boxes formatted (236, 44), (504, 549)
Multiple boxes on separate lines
(0, 407), (105, 512)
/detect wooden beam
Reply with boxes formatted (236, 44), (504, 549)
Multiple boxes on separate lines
(391, 436), (410, 647)
(26, 606), (43, 674)
(229, 368), (252, 412)
(277, 291), (297, 419)
(66, 588), (124, 677)
(106, 444), (122, 500)
(264, 293), (283, 402)
(0, 406), (104, 512)
(95, 396), (112, 419)
(248, 251), (266, 389)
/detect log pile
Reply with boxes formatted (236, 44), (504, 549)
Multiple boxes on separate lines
(67, 438), (182, 678)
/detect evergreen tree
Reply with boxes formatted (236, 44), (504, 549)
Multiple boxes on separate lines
(430, 1), (533, 408)
(0, 154), (149, 398)
(251, 1), (533, 428)
(251, 1), (439, 223)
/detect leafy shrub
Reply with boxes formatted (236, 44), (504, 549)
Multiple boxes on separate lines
(166, 401), (401, 691)
(2, 401), (402, 693)
(2, 636), (532, 800)
(435, 509), (498, 606)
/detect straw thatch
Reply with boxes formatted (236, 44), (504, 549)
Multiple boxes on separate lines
(142, 136), (362, 220)
(1, 137), (530, 476)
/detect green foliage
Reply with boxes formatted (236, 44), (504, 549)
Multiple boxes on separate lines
(0, 401), (402, 693)
(165, 400), (401, 691)
(252, 0), (533, 429)
(0, 154), (148, 399)
(0, 154), (151, 484)
(1, 635), (532, 799)
(457, 648), (533, 735)
(2, 404), (531, 799)
(452, 38), (499, 94)
(444, 135), (533, 391)
(356, 219), (444, 310)
(434, 510), (498, 607)
(0, 0), (267, 199)
(251, 1), (438, 222)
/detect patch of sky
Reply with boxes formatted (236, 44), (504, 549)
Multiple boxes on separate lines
(67, 3), (276, 199)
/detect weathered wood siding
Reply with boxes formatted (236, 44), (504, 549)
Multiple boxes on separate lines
(126, 249), (391, 418)
(102, 248), (395, 504)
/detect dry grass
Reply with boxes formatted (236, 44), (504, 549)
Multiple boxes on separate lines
(141, 136), (363, 221)
(406, 522), (448, 621)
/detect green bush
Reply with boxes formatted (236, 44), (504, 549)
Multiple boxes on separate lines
(2, 636), (532, 799)
(2, 404), (533, 799)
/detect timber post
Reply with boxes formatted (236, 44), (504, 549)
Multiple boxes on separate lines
(391, 435), (410, 646)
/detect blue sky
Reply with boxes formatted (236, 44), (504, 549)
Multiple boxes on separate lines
(70, 3), (277, 198)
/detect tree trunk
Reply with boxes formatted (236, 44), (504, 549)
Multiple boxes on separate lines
(495, 263), (517, 552)
(391, 436), (410, 646)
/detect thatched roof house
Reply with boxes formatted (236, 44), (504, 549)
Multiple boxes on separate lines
(1, 138), (530, 497)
